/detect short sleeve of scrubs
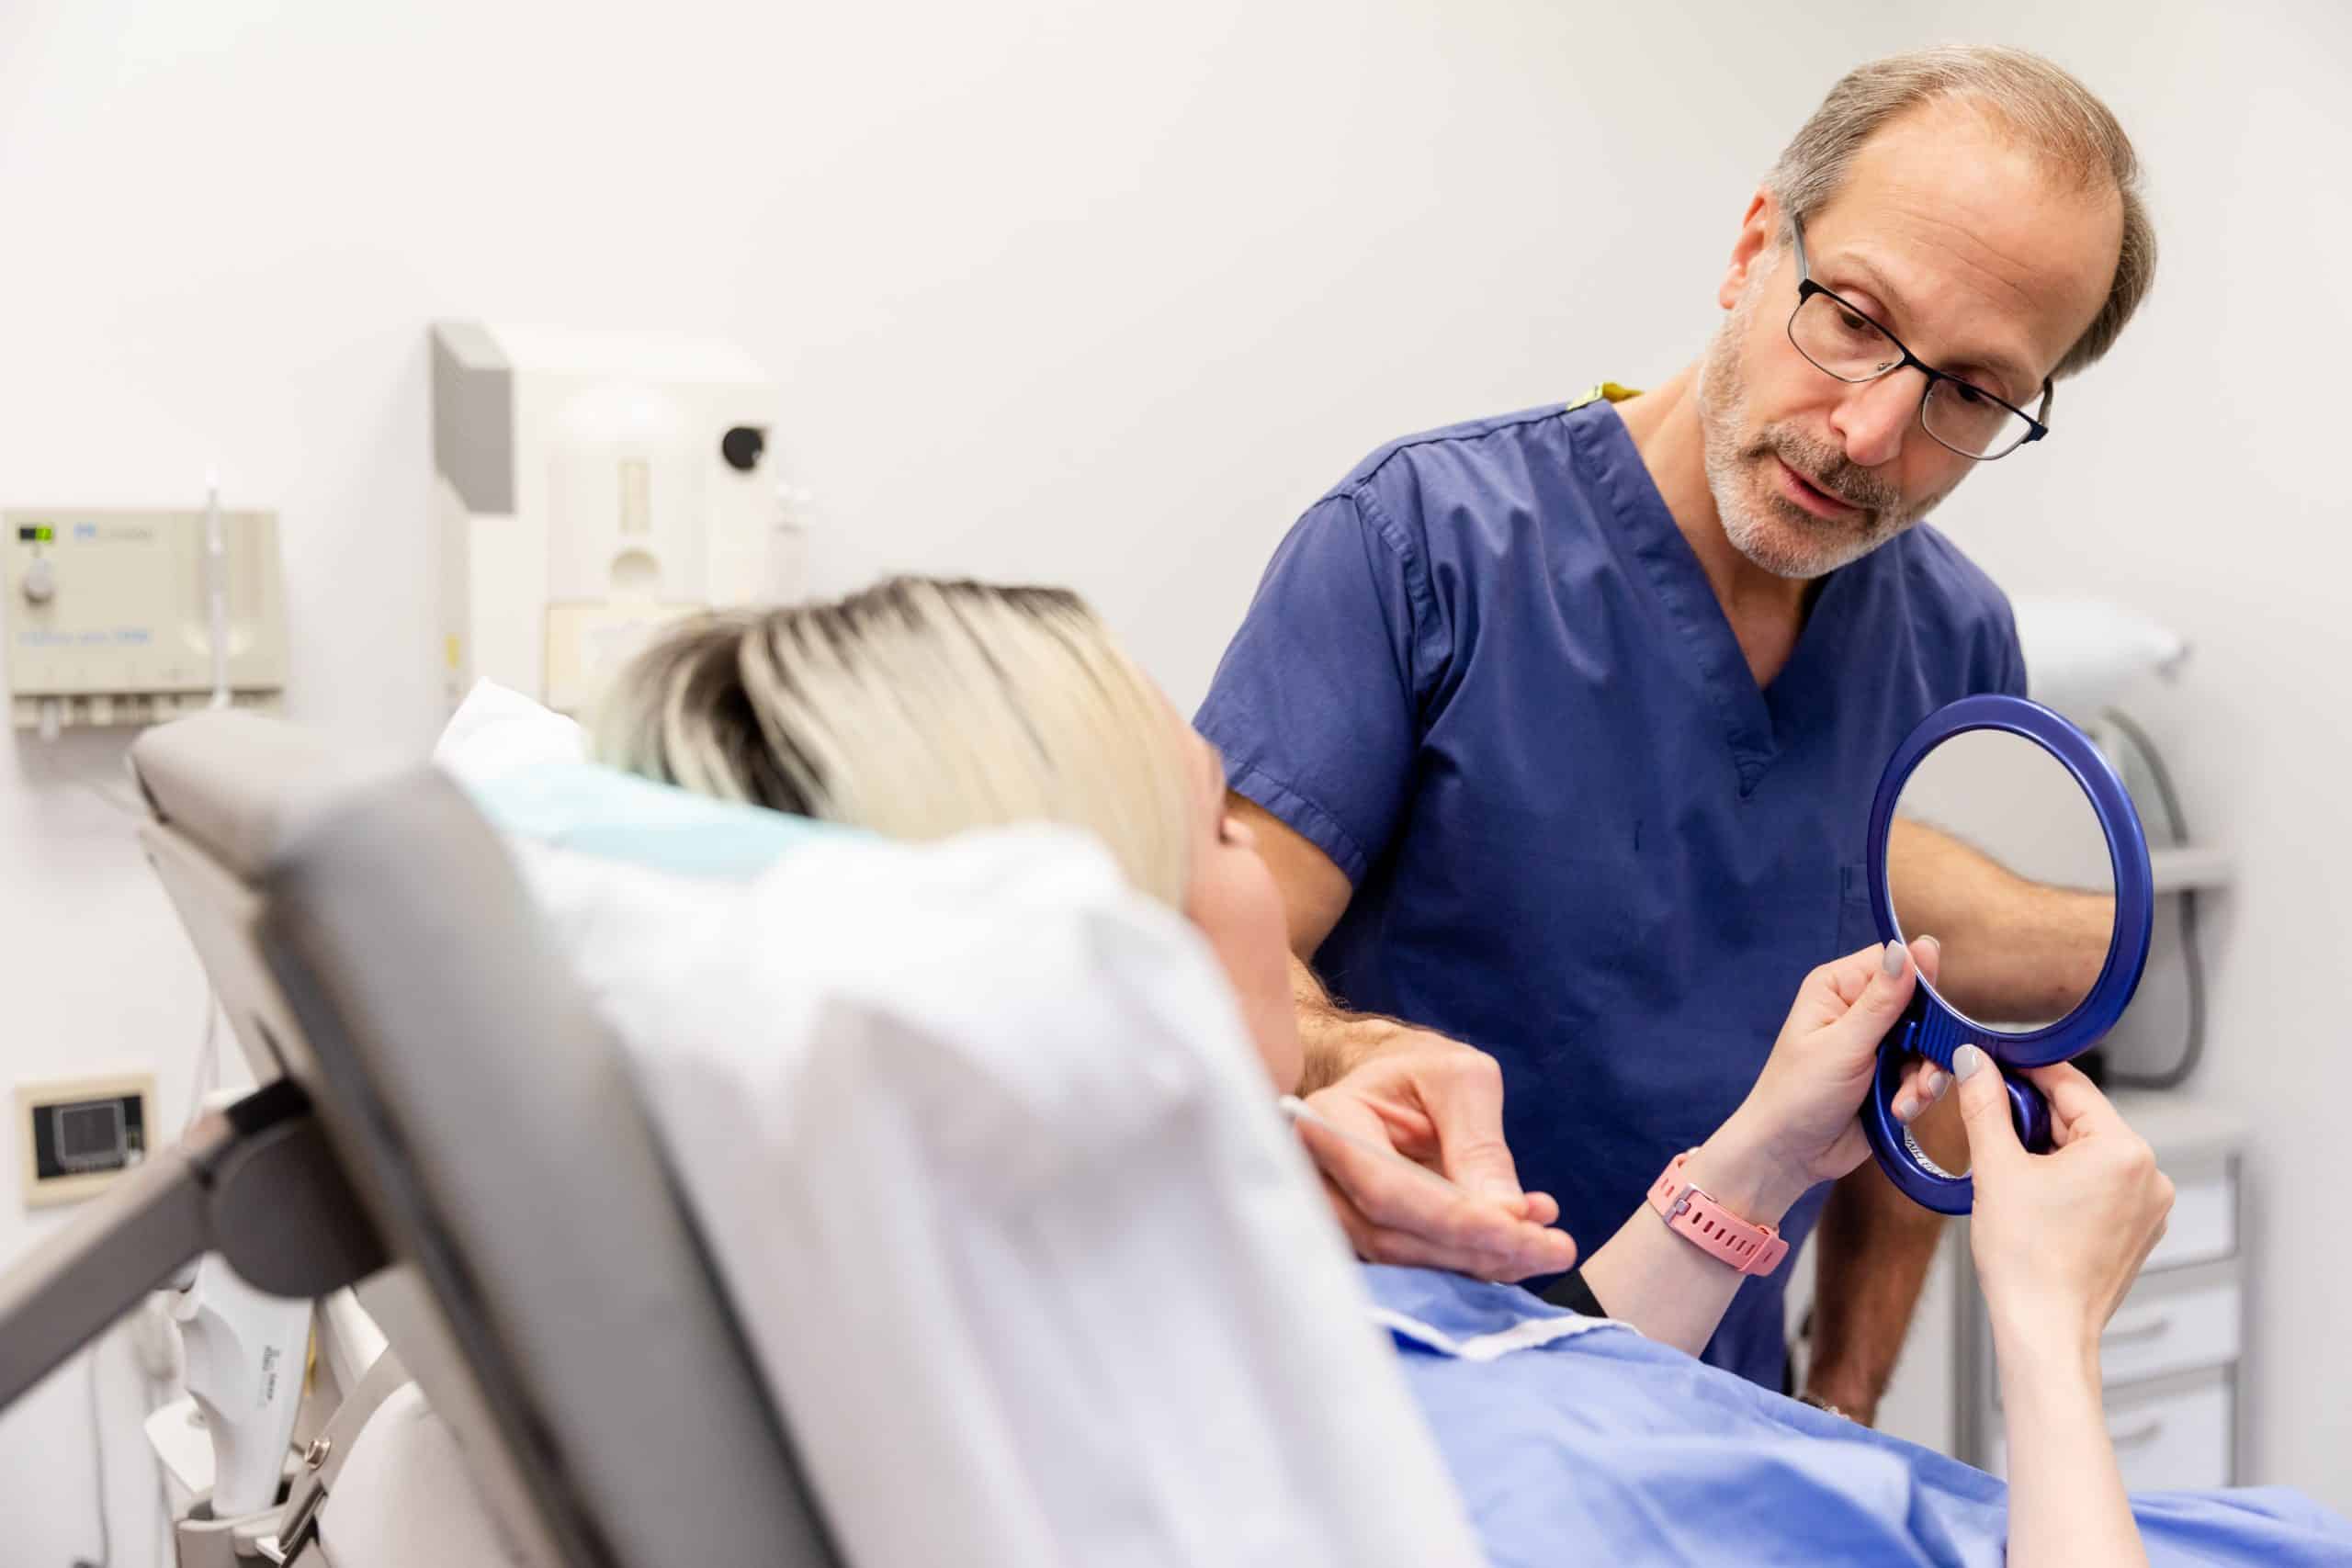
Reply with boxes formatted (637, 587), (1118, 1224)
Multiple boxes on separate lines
(2000, 616), (2030, 696)
(1195, 494), (1442, 885)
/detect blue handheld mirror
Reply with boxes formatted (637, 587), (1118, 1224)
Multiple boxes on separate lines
(1860, 694), (2155, 1213)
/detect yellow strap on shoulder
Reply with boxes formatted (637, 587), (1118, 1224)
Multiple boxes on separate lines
(1566, 381), (1643, 411)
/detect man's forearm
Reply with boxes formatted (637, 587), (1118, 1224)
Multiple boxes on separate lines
(1804, 1153), (1946, 1421)
(1885, 818), (2113, 1023)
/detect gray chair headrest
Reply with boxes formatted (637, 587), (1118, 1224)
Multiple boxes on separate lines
(130, 712), (405, 881)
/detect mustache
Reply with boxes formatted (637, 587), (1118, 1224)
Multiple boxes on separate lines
(1748, 430), (1899, 515)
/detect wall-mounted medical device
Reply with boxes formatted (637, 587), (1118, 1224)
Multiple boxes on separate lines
(3, 504), (287, 735)
(432, 321), (798, 716)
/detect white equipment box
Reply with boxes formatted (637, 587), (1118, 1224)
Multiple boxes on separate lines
(3, 509), (287, 731)
(432, 321), (793, 716)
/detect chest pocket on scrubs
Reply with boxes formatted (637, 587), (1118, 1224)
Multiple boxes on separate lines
(1837, 861), (1881, 957)
(1532, 827), (1683, 1026)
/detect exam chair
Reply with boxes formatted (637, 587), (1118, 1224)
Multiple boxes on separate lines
(0, 711), (840, 1566)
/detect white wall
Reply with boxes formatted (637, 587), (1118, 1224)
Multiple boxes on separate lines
(2, 2), (2346, 1559)
(1938, 1), (2352, 1516)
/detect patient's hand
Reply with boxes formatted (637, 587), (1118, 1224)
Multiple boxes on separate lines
(1953, 1054), (2173, 1361)
(1956, 1054), (2165, 1568)
(1297, 1035), (1579, 1282)
(1705, 939), (1950, 1213)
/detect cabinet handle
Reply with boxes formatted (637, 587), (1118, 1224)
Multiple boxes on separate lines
(2102, 1313), (2173, 1346)
(2108, 1416), (2165, 1449)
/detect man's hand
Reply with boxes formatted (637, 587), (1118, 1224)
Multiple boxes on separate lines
(1296, 1025), (1577, 1281)
(1237, 796), (1573, 1280)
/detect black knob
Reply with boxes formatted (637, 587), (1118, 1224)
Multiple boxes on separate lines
(720, 425), (767, 473)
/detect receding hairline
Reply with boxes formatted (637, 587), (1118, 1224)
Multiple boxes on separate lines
(1783, 96), (2129, 396)
(1764, 47), (2154, 382)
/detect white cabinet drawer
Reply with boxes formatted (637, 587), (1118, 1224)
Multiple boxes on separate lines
(1994, 1377), (2232, 1493)
(1995, 1278), (2238, 1404)
(2143, 1168), (2234, 1271)
(2098, 1277), (2241, 1386)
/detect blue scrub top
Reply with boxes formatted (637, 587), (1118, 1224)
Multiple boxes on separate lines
(1196, 393), (2025, 1389)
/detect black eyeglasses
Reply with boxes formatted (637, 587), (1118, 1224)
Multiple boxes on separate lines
(1787, 218), (2052, 461)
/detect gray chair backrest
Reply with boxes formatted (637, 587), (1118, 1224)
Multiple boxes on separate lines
(133, 711), (395, 1086)
(130, 714), (841, 1568)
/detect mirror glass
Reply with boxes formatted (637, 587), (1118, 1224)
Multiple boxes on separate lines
(1888, 728), (2119, 1033)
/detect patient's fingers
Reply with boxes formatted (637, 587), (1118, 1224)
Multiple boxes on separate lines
(1818, 943), (1892, 1010)
(1814, 935), (1939, 1022)
(1892, 1056), (1950, 1123)
(2020, 1062), (2120, 1146)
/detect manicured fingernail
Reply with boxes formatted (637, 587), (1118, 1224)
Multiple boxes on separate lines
(1894, 1093), (1919, 1122)
(1928, 1068), (1951, 1101)
(1918, 934), (1940, 961)
(1883, 940), (1906, 976)
(1953, 1043), (1985, 1080)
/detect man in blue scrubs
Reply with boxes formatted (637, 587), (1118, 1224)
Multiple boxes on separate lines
(1197, 49), (2153, 1413)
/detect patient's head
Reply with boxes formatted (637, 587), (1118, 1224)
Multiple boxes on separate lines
(595, 577), (1301, 1092)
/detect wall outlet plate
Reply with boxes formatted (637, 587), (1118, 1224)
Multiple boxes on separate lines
(17, 1070), (156, 1208)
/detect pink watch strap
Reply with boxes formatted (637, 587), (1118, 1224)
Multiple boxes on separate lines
(1646, 1149), (1789, 1277)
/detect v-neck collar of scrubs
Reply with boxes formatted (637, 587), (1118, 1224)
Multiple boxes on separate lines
(1566, 392), (1869, 797)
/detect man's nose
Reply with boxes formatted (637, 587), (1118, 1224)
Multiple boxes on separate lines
(1828, 371), (1919, 469)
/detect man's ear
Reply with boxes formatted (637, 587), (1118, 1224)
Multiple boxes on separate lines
(1720, 190), (1780, 310)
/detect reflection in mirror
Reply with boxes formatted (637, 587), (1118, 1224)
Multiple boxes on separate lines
(1889, 729), (2120, 1032)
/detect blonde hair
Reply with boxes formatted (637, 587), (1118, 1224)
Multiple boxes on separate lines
(1765, 45), (2155, 381)
(593, 577), (1195, 906)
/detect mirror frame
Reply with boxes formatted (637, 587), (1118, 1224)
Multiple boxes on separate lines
(1860, 694), (2155, 1213)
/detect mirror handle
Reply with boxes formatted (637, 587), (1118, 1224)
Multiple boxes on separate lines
(2007, 1075), (2052, 1154)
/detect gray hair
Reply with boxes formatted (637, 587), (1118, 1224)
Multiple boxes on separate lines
(1764, 46), (2154, 382)
(593, 577), (1194, 906)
